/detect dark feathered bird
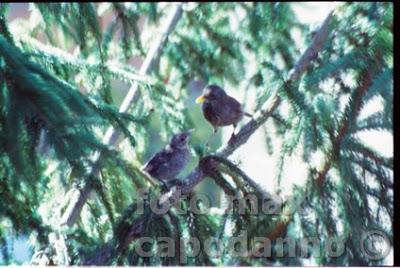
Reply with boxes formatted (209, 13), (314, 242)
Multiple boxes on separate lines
(142, 130), (193, 189)
(196, 85), (250, 142)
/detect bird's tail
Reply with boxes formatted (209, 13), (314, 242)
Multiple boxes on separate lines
(244, 112), (253, 118)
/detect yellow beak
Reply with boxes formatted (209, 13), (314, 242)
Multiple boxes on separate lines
(195, 95), (206, 103)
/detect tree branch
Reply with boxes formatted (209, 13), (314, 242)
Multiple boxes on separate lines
(82, 10), (336, 265)
(288, 11), (333, 81)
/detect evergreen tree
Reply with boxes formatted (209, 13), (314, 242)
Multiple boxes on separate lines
(0, 2), (393, 265)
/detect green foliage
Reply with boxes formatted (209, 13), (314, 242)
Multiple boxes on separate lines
(0, 2), (393, 266)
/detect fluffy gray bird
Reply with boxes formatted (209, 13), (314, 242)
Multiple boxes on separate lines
(142, 130), (193, 189)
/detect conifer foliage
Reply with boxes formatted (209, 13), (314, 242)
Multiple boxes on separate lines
(0, 2), (393, 265)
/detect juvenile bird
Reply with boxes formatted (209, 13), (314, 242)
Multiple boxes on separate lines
(196, 84), (250, 143)
(142, 130), (193, 190)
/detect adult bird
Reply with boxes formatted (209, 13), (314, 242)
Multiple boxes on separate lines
(142, 130), (193, 190)
(195, 84), (251, 144)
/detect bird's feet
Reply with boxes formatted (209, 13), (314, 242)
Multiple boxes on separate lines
(160, 181), (170, 193)
(228, 132), (236, 145)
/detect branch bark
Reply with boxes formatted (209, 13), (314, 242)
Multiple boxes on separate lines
(60, 3), (185, 227)
(82, 10), (336, 265)
(288, 11), (333, 81)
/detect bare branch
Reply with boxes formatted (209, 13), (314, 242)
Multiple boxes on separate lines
(288, 11), (334, 81)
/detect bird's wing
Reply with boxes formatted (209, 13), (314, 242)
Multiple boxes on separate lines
(221, 96), (242, 120)
(227, 96), (242, 113)
(142, 147), (173, 172)
(204, 101), (223, 125)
